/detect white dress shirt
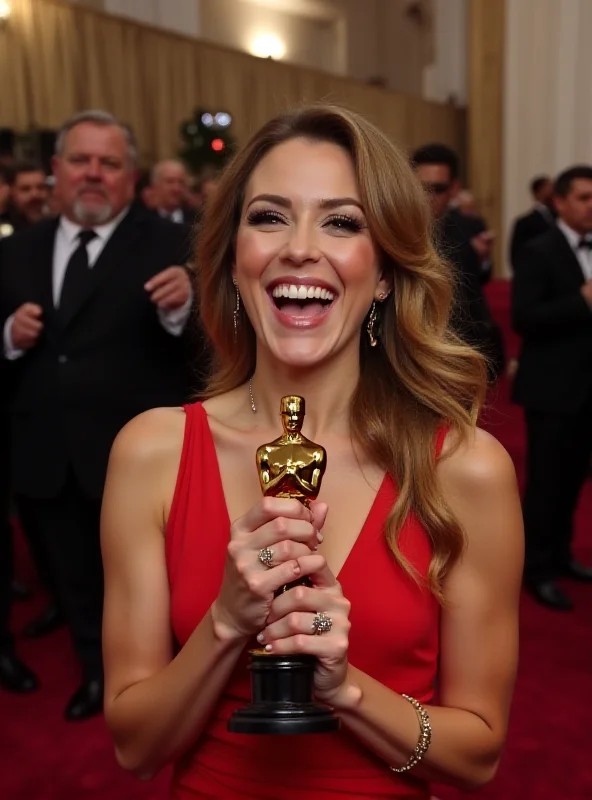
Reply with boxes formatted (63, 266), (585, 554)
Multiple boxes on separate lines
(557, 218), (592, 281)
(3, 208), (192, 360)
(158, 207), (185, 224)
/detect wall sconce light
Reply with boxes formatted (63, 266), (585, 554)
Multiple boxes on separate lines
(0, 0), (11, 25)
(250, 33), (286, 60)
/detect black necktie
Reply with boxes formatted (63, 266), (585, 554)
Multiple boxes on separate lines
(578, 237), (592, 251)
(59, 229), (97, 320)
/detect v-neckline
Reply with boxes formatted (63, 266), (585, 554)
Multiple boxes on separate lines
(199, 403), (389, 581)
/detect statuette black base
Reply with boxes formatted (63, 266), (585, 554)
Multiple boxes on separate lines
(227, 652), (340, 735)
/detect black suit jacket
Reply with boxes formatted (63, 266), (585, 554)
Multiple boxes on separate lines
(0, 207), (198, 499)
(447, 207), (493, 285)
(509, 208), (554, 268)
(438, 211), (493, 337)
(511, 226), (592, 413)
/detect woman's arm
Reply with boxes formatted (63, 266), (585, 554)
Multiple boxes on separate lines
(318, 429), (524, 790)
(102, 409), (325, 779)
(101, 409), (247, 779)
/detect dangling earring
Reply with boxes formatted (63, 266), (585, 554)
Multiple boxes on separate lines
(233, 283), (240, 341)
(367, 301), (378, 347)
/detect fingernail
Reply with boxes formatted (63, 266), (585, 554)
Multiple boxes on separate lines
(257, 632), (264, 644)
(264, 644), (273, 652)
(313, 544), (318, 551)
(317, 531), (324, 543)
(293, 562), (301, 575)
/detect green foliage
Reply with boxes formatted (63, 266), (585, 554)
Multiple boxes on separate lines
(178, 107), (236, 173)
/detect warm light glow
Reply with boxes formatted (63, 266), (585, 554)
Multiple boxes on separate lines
(211, 139), (225, 152)
(250, 33), (286, 60)
(0, 0), (11, 21)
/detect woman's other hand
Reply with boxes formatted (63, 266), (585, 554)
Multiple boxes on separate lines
(257, 556), (352, 703)
(211, 498), (328, 642)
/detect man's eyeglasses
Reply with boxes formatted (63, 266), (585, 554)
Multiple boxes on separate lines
(422, 182), (451, 195)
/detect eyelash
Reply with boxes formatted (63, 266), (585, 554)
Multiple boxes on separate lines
(246, 208), (365, 233)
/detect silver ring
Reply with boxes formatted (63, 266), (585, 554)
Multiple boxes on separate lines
(311, 611), (333, 635)
(258, 547), (274, 569)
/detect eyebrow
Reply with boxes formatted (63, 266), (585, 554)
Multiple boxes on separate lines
(246, 193), (363, 211)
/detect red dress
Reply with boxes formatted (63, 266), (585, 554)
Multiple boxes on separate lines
(166, 402), (441, 799)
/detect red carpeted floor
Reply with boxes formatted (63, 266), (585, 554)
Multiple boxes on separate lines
(2, 281), (591, 800)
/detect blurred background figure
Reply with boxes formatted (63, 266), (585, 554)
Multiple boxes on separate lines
(412, 143), (504, 380)
(512, 165), (592, 611)
(0, 165), (12, 229)
(0, 110), (196, 722)
(451, 188), (480, 218)
(198, 164), (221, 205)
(509, 175), (556, 269)
(150, 159), (195, 225)
(6, 162), (49, 231)
(133, 168), (156, 212)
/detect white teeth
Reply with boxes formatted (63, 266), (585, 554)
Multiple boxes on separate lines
(271, 283), (336, 302)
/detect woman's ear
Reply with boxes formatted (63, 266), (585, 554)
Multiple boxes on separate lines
(375, 274), (392, 301)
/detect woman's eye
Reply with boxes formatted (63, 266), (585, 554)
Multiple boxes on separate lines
(246, 209), (286, 226)
(324, 215), (364, 233)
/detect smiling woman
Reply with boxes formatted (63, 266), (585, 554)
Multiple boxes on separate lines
(101, 104), (523, 800)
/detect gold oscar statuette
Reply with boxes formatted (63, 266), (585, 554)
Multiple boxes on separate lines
(227, 396), (340, 735)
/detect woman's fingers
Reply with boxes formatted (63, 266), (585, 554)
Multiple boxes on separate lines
(252, 517), (321, 551)
(309, 500), (328, 533)
(260, 608), (350, 645)
(232, 497), (313, 537)
(260, 626), (350, 659)
(244, 553), (327, 599)
(254, 539), (312, 568)
(266, 573), (349, 624)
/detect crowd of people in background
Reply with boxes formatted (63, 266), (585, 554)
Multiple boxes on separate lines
(0, 107), (590, 731)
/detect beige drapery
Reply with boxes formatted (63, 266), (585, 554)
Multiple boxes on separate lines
(0, 0), (465, 165)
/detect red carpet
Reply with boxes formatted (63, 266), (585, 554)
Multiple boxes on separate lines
(2, 280), (591, 799)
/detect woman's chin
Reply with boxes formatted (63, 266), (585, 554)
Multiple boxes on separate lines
(264, 340), (336, 371)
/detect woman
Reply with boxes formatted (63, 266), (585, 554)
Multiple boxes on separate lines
(101, 105), (523, 799)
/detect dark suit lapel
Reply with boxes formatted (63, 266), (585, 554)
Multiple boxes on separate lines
(36, 218), (60, 324)
(60, 208), (143, 329)
(553, 227), (586, 288)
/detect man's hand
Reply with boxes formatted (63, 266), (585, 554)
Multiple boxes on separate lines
(470, 230), (495, 262)
(11, 303), (44, 350)
(581, 280), (592, 306)
(145, 266), (192, 311)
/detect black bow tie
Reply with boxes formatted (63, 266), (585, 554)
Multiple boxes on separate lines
(578, 238), (592, 250)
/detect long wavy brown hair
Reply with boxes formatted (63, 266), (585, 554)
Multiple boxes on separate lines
(196, 104), (486, 599)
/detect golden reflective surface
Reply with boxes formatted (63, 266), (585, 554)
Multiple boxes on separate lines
(256, 395), (327, 507)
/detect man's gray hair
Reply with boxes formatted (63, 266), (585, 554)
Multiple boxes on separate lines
(55, 110), (138, 165)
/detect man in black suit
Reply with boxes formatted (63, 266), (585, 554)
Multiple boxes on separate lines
(412, 144), (503, 379)
(509, 175), (555, 269)
(0, 110), (195, 718)
(150, 159), (196, 227)
(512, 165), (592, 611)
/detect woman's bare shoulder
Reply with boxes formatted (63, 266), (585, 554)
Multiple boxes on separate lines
(438, 425), (517, 495)
(109, 406), (187, 469)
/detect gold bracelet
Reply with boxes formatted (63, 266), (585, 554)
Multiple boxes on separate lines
(390, 694), (432, 774)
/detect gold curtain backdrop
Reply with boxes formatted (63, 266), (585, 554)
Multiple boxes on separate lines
(0, 0), (465, 164)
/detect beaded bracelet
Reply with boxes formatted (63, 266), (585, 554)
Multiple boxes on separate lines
(390, 694), (432, 773)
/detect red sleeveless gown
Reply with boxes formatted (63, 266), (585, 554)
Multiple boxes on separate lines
(166, 402), (441, 799)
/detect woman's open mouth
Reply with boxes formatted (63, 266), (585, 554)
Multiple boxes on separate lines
(269, 283), (336, 324)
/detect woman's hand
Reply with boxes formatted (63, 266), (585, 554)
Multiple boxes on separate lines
(257, 557), (352, 703)
(211, 497), (328, 642)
